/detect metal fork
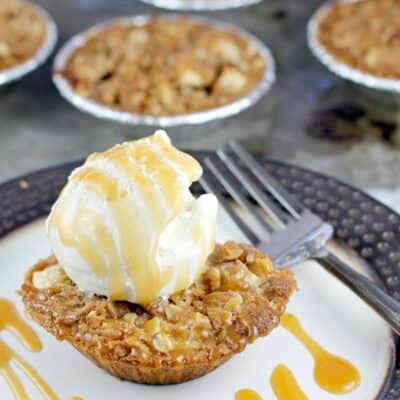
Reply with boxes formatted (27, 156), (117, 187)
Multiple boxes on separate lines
(200, 141), (400, 335)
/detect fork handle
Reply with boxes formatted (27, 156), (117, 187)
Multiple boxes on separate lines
(317, 251), (400, 335)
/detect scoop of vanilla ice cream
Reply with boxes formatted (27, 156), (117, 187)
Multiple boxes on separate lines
(46, 131), (217, 305)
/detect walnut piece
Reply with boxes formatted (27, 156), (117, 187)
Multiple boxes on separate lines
(33, 264), (67, 289)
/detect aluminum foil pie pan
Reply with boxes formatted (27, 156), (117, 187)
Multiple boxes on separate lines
(308, 0), (400, 94)
(52, 15), (275, 127)
(0, 1), (57, 86)
(138, 0), (262, 11)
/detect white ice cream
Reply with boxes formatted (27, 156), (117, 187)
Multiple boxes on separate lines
(46, 131), (217, 305)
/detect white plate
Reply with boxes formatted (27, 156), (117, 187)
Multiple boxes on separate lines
(0, 212), (394, 399)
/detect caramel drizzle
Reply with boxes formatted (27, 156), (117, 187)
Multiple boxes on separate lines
(0, 298), (360, 399)
(0, 298), (59, 400)
(235, 388), (263, 400)
(280, 313), (360, 394)
(271, 364), (308, 400)
(48, 133), (209, 304)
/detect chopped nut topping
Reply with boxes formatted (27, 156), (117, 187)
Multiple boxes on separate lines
(20, 242), (295, 383)
(33, 264), (67, 289)
(165, 304), (182, 322)
(218, 240), (243, 261)
(225, 293), (243, 312)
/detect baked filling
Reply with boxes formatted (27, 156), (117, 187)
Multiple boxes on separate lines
(59, 17), (266, 116)
(317, 0), (400, 80)
(0, 0), (46, 71)
(20, 241), (295, 384)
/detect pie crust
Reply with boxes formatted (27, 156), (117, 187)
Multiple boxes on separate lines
(20, 241), (295, 384)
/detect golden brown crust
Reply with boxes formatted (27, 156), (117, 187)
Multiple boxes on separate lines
(317, 0), (400, 80)
(73, 345), (232, 384)
(20, 242), (295, 384)
(0, 0), (46, 71)
(59, 17), (266, 116)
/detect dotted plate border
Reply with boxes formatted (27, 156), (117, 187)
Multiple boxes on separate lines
(0, 155), (399, 398)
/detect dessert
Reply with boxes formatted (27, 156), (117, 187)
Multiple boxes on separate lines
(0, 0), (47, 71)
(20, 132), (295, 384)
(58, 17), (267, 116)
(317, 0), (400, 80)
(46, 131), (217, 305)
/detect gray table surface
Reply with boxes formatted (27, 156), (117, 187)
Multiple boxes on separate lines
(1, 0), (400, 209)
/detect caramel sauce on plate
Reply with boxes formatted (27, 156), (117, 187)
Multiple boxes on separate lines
(0, 297), (41, 352)
(281, 313), (360, 394)
(0, 298), (59, 400)
(271, 364), (308, 400)
(235, 388), (263, 400)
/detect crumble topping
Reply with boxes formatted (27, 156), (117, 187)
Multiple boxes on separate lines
(0, 0), (46, 71)
(21, 242), (295, 366)
(318, 0), (400, 79)
(60, 17), (266, 116)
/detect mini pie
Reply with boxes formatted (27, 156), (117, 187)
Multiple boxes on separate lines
(0, 0), (46, 71)
(20, 241), (295, 384)
(317, 0), (400, 80)
(59, 17), (266, 116)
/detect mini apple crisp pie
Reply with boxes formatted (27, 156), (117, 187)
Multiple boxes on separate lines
(0, 0), (46, 71)
(19, 133), (295, 384)
(317, 0), (400, 79)
(59, 17), (267, 116)
(20, 242), (295, 384)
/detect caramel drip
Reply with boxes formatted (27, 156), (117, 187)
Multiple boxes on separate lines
(128, 139), (187, 212)
(0, 298), (59, 400)
(106, 142), (180, 302)
(48, 132), (205, 304)
(271, 364), (308, 400)
(72, 167), (128, 201)
(235, 388), (263, 400)
(91, 207), (128, 300)
(105, 145), (170, 223)
(0, 298), (41, 352)
(151, 133), (201, 181)
(281, 313), (360, 394)
(50, 160), (157, 302)
(50, 200), (127, 299)
(49, 196), (106, 278)
(109, 197), (172, 303)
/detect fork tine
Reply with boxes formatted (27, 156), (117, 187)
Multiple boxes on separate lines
(204, 156), (274, 237)
(217, 149), (288, 229)
(199, 173), (260, 246)
(228, 141), (303, 219)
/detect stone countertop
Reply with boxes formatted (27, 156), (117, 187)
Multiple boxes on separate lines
(1, 0), (400, 209)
